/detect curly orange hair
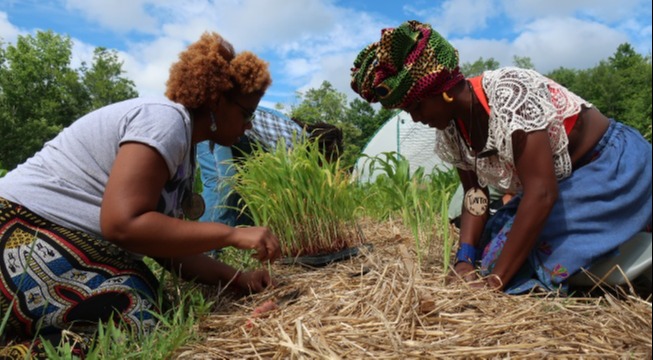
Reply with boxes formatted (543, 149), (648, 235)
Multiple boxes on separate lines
(165, 32), (272, 109)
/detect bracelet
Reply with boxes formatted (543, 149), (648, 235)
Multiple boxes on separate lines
(455, 243), (477, 265)
(485, 274), (504, 290)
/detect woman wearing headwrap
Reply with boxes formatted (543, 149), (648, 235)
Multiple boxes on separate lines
(0, 32), (281, 357)
(351, 20), (652, 294)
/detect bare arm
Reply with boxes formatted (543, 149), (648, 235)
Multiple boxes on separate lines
(488, 130), (558, 289)
(154, 254), (274, 293)
(457, 168), (490, 248)
(100, 142), (280, 260)
(450, 168), (490, 282)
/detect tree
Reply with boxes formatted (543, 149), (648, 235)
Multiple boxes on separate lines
(346, 98), (393, 149)
(0, 31), (139, 169)
(290, 81), (348, 124)
(80, 47), (138, 110)
(288, 81), (392, 169)
(289, 81), (356, 168)
(548, 43), (652, 141)
(460, 57), (500, 77)
(546, 67), (579, 89)
(0, 31), (83, 168)
(512, 55), (534, 69)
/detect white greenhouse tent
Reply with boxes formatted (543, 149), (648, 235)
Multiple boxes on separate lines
(354, 110), (451, 182)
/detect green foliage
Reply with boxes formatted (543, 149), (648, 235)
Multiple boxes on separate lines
(461, 44), (651, 141)
(346, 98), (394, 153)
(0, 31), (81, 168)
(289, 81), (358, 168)
(287, 81), (393, 170)
(290, 81), (347, 124)
(547, 43), (652, 141)
(460, 57), (500, 77)
(513, 55), (535, 69)
(358, 153), (458, 267)
(0, 31), (138, 170)
(80, 47), (139, 110)
(232, 138), (364, 257)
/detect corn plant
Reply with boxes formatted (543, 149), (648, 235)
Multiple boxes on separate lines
(230, 138), (364, 257)
(357, 152), (458, 269)
(426, 169), (459, 273)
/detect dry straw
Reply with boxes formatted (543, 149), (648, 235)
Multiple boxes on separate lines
(177, 219), (652, 359)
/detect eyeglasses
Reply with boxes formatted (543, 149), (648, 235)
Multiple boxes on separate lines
(231, 99), (256, 125)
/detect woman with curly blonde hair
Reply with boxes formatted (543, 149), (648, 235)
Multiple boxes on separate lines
(0, 32), (279, 357)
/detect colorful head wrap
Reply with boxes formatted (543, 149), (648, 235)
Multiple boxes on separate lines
(350, 20), (464, 109)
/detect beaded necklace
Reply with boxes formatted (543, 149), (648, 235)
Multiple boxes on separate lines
(460, 80), (489, 217)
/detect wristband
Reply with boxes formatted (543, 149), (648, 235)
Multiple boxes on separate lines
(455, 243), (477, 265)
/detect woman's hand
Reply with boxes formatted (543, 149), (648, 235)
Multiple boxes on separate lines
(446, 263), (504, 291)
(446, 262), (478, 285)
(467, 274), (504, 291)
(228, 227), (281, 263)
(235, 270), (276, 293)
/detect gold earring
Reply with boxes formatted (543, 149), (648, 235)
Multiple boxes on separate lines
(442, 92), (454, 103)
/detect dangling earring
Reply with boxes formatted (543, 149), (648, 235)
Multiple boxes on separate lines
(442, 92), (454, 103)
(210, 112), (217, 132)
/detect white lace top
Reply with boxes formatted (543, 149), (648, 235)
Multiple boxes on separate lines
(435, 67), (592, 193)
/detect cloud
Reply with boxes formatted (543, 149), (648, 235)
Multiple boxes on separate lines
(213, 0), (338, 51)
(500, 0), (647, 24)
(418, 0), (501, 36)
(451, 37), (514, 67)
(512, 17), (628, 72)
(64, 0), (162, 34)
(0, 11), (20, 43)
(236, 5), (390, 104)
(121, 36), (188, 97)
(295, 51), (360, 102)
(69, 37), (96, 69)
(4, 0), (648, 108)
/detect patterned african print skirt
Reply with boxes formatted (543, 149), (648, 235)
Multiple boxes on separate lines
(0, 197), (160, 345)
(478, 120), (652, 295)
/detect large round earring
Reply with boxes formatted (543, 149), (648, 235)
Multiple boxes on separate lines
(442, 92), (454, 103)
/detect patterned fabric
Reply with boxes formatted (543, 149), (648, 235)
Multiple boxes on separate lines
(245, 106), (304, 151)
(350, 20), (464, 109)
(476, 120), (652, 294)
(435, 67), (592, 193)
(0, 198), (160, 342)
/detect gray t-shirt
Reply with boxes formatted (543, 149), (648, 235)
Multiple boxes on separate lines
(0, 97), (193, 239)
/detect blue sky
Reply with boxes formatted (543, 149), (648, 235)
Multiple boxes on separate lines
(1, 0), (651, 110)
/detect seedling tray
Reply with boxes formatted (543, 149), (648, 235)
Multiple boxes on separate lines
(280, 243), (373, 267)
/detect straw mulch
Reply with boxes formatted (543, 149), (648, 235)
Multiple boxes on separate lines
(176, 219), (652, 359)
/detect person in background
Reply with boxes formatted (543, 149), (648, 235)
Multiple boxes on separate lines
(0, 32), (281, 357)
(350, 20), (651, 294)
(197, 107), (343, 228)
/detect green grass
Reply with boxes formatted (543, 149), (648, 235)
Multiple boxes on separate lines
(231, 138), (364, 257)
(2, 150), (460, 358)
